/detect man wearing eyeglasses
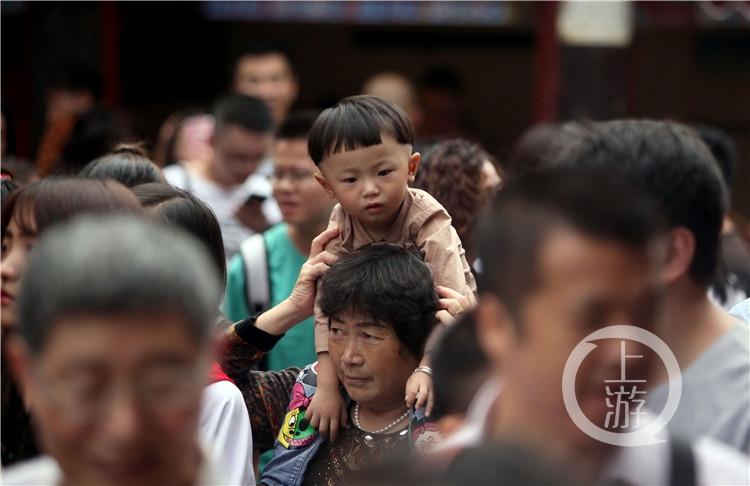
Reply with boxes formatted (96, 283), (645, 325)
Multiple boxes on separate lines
(3, 215), (227, 486)
(224, 111), (335, 374)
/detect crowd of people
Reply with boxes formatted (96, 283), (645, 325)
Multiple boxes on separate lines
(1, 44), (749, 486)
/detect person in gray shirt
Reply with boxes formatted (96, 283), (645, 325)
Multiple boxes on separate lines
(552, 120), (750, 454)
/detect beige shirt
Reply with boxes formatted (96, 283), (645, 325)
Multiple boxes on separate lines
(314, 188), (477, 351)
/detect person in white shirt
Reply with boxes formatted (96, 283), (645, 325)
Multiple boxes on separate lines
(164, 93), (279, 260)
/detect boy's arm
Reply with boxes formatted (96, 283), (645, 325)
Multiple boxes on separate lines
(416, 206), (477, 304)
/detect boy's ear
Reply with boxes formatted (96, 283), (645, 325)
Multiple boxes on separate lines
(407, 152), (421, 183)
(314, 170), (337, 199)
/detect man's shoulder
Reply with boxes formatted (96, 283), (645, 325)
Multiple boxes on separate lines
(2, 456), (62, 485)
(693, 436), (750, 485)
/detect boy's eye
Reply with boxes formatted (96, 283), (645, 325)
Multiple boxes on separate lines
(363, 333), (382, 342)
(377, 169), (393, 177)
(341, 177), (357, 184)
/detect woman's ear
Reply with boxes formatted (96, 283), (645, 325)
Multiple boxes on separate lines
(475, 293), (516, 371)
(314, 171), (337, 199)
(407, 152), (421, 184)
(660, 227), (695, 284)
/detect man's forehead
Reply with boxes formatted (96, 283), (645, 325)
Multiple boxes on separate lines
(38, 312), (201, 358)
(239, 54), (291, 73)
(273, 139), (311, 161)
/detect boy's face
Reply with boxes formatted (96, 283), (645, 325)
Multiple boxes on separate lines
(315, 135), (420, 234)
(271, 138), (334, 227)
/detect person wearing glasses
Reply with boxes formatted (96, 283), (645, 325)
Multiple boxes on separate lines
(224, 111), (335, 373)
(3, 215), (228, 485)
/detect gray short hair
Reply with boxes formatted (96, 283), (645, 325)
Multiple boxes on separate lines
(18, 214), (221, 354)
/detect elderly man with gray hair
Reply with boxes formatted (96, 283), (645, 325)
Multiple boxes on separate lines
(3, 215), (227, 485)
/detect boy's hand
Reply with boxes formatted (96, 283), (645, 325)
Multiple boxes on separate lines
(307, 384), (348, 441)
(405, 369), (434, 417)
(435, 285), (471, 325)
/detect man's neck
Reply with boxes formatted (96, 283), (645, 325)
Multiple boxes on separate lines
(657, 277), (737, 372)
(490, 384), (612, 482)
(288, 220), (327, 256)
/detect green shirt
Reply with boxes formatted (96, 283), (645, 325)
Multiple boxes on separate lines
(224, 223), (317, 371)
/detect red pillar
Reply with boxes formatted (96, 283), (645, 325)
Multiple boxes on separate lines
(101, 2), (121, 105)
(533, 1), (560, 123)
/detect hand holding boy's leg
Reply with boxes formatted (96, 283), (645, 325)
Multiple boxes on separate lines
(307, 352), (348, 441)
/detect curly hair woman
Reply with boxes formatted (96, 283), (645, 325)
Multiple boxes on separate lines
(414, 139), (500, 263)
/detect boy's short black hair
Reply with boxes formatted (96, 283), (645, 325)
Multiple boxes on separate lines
(478, 167), (666, 321)
(308, 95), (415, 166)
(553, 120), (728, 286)
(276, 110), (319, 141)
(213, 93), (274, 136)
(319, 244), (438, 360)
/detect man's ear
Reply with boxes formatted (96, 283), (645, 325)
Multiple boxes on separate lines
(475, 293), (516, 370)
(407, 152), (421, 184)
(660, 227), (695, 284)
(314, 170), (337, 199)
(5, 335), (36, 408)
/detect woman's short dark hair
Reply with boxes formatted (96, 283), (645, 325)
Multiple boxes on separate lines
(79, 143), (164, 187)
(319, 244), (438, 360)
(308, 95), (414, 166)
(1, 177), (142, 240)
(133, 183), (226, 287)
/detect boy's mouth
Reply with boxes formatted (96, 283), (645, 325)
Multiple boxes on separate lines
(364, 203), (384, 214)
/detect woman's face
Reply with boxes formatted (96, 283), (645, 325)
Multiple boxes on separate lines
(1, 217), (37, 329)
(328, 311), (419, 411)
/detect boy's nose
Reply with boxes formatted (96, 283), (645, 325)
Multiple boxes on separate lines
(363, 179), (380, 197)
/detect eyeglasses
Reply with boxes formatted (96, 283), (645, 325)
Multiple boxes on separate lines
(33, 360), (207, 425)
(269, 169), (316, 185)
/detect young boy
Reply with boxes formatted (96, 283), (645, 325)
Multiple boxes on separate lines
(306, 95), (477, 438)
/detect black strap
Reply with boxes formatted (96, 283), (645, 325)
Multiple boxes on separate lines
(669, 437), (696, 486)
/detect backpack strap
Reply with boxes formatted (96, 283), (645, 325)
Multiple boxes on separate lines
(241, 233), (270, 315)
(669, 436), (696, 486)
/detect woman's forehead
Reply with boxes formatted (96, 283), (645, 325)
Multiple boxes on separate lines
(9, 203), (38, 237)
(331, 313), (390, 330)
